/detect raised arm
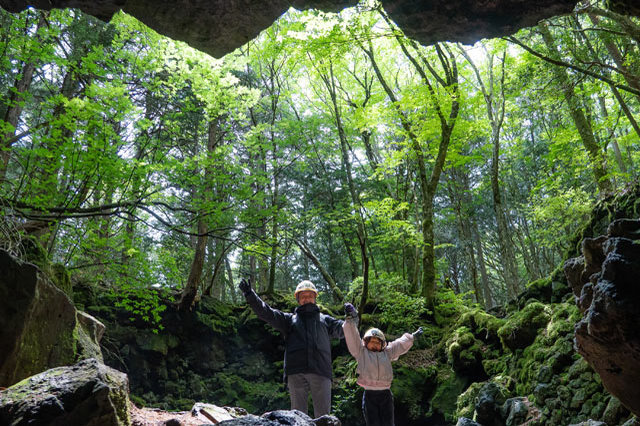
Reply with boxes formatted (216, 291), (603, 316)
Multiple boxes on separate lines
(241, 279), (291, 333)
(342, 309), (363, 358)
(386, 327), (421, 361)
(386, 333), (414, 361)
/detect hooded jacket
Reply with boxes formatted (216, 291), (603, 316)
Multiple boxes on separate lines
(244, 290), (344, 380)
(343, 317), (414, 390)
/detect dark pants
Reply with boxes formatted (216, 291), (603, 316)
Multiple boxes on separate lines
(362, 389), (394, 426)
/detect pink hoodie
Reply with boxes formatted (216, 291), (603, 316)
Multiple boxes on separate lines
(343, 317), (414, 390)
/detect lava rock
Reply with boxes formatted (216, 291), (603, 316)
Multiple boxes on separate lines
(503, 397), (529, 426)
(218, 410), (341, 425)
(475, 382), (507, 426)
(456, 418), (482, 426)
(312, 415), (342, 426)
(565, 218), (640, 417)
(603, 396), (630, 426)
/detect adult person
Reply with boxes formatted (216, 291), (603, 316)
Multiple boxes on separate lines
(239, 278), (344, 418)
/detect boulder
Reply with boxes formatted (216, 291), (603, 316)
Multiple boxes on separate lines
(456, 418), (482, 426)
(217, 410), (341, 425)
(311, 415), (341, 426)
(564, 218), (640, 417)
(502, 397), (532, 426)
(0, 250), (104, 387)
(0, 358), (130, 426)
(0, 249), (77, 387)
(497, 302), (551, 351)
(75, 311), (106, 362)
(603, 396), (630, 426)
(475, 382), (507, 426)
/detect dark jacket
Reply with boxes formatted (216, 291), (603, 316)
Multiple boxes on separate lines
(244, 290), (344, 379)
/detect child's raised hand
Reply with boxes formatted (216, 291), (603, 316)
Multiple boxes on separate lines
(344, 303), (357, 318)
(412, 327), (423, 338)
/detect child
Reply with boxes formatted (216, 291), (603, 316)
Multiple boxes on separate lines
(342, 303), (422, 426)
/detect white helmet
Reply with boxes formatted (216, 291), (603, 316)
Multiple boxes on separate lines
(364, 328), (387, 348)
(294, 280), (318, 297)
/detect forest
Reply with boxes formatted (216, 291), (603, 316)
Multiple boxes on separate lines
(1, 0), (639, 424)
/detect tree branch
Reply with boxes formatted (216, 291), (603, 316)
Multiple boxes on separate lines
(505, 35), (640, 97)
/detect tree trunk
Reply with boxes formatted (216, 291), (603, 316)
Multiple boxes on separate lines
(491, 132), (521, 300)
(539, 22), (613, 194)
(225, 256), (236, 304)
(0, 12), (47, 180)
(447, 170), (484, 307)
(178, 118), (219, 310)
(179, 219), (208, 310)
(266, 141), (280, 295)
(319, 61), (369, 307)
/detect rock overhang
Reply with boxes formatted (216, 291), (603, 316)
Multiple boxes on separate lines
(2, 0), (638, 58)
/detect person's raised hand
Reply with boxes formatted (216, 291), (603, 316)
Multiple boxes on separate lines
(344, 303), (357, 318)
(239, 278), (252, 295)
(412, 327), (423, 338)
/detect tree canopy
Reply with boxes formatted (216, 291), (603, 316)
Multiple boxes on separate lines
(1, 1), (638, 322)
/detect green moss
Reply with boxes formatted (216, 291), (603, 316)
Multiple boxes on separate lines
(503, 303), (590, 402)
(21, 236), (50, 269)
(455, 378), (513, 421)
(391, 365), (438, 421)
(434, 289), (467, 326)
(195, 310), (236, 334)
(109, 379), (131, 425)
(50, 263), (73, 298)
(446, 326), (484, 374)
(498, 302), (551, 351)
(482, 357), (508, 376)
(456, 381), (484, 419)
(455, 308), (505, 344)
(429, 367), (469, 422)
(73, 320), (103, 361)
(135, 332), (179, 355)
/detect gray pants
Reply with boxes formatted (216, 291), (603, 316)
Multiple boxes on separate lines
(287, 373), (332, 418)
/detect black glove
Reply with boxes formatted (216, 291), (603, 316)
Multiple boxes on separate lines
(239, 278), (252, 295)
(344, 303), (357, 318)
(412, 327), (423, 338)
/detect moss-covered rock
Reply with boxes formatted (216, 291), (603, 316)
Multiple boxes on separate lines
(456, 308), (505, 345)
(426, 366), (468, 423)
(0, 249), (78, 387)
(136, 331), (180, 355)
(0, 358), (130, 426)
(446, 326), (484, 375)
(389, 364), (438, 423)
(498, 302), (551, 351)
(456, 381), (485, 420)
